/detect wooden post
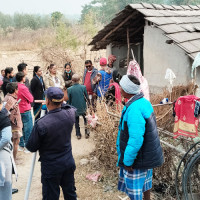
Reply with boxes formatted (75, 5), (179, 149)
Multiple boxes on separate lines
(127, 27), (130, 67)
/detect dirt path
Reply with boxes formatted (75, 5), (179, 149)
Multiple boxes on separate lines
(12, 121), (124, 200)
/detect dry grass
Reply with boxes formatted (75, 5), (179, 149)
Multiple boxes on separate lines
(0, 28), (56, 51)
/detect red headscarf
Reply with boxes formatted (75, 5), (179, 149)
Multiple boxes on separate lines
(108, 55), (116, 63)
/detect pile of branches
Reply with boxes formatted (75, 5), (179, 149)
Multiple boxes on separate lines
(91, 83), (197, 199)
(91, 101), (121, 173)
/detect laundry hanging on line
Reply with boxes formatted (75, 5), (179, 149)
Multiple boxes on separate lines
(173, 95), (200, 138)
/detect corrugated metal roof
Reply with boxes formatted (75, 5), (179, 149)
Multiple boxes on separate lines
(90, 3), (200, 59)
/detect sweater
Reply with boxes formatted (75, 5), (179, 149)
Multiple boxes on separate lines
(3, 93), (23, 132)
(17, 83), (34, 113)
(67, 84), (88, 116)
(83, 67), (98, 93)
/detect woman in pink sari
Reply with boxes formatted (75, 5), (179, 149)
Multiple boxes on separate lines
(127, 60), (150, 100)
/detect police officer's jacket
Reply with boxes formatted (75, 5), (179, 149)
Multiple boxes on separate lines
(26, 104), (76, 175)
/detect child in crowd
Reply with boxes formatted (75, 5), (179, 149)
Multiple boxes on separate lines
(67, 74), (89, 139)
(97, 58), (112, 97)
(3, 83), (22, 161)
(105, 69), (122, 107)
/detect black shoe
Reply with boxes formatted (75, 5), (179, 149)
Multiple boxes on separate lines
(12, 188), (18, 194)
(85, 134), (90, 139)
(77, 135), (81, 140)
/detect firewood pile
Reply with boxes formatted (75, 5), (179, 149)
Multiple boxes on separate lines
(91, 83), (197, 199)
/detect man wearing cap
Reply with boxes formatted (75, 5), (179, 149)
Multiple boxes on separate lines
(26, 87), (77, 200)
(116, 75), (164, 200)
(97, 57), (112, 98)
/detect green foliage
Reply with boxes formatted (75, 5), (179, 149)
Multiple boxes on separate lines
(82, 11), (98, 37)
(13, 13), (42, 30)
(81, 0), (200, 24)
(0, 12), (13, 29)
(55, 22), (79, 49)
(0, 12), (52, 30)
(51, 11), (63, 27)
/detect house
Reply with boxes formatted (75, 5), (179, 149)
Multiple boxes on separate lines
(89, 3), (200, 93)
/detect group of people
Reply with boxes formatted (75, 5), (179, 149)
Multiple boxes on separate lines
(0, 55), (164, 200)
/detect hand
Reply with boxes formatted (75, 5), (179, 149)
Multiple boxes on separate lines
(5, 99), (14, 111)
(124, 165), (133, 171)
(92, 93), (97, 99)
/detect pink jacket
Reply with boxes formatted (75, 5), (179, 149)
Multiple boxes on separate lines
(17, 83), (34, 113)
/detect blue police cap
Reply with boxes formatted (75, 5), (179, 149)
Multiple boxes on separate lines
(45, 87), (64, 102)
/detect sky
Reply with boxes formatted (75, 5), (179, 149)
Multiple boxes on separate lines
(0, 0), (92, 15)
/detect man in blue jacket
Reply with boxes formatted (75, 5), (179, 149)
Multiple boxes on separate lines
(26, 87), (77, 200)
(117, 75), (164, 200)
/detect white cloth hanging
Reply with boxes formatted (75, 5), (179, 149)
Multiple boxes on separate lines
(165, 68), (176, 92)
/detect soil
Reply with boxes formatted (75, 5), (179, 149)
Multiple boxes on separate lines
(12, 119), (125, 200)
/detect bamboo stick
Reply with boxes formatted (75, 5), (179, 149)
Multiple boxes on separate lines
(127, 27), (130, 67)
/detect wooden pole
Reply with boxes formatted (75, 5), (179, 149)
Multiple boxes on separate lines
(101, 13), (136, 42)
(127, 27), (130, 67)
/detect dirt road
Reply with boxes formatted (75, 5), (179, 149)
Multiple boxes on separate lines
(12, 121), (124, 200)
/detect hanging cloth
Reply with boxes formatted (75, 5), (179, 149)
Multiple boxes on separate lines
(174, 95), (199, 138)
(191, 53), (200, 78)
(165, 68), (176, 93)
(127, 60), (150, 100)
(109, 82), (122, 105)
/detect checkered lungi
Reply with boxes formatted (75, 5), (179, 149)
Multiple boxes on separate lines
(118, 167), (153, 200)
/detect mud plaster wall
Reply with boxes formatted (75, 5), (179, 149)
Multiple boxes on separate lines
(143, 26), (192, 94)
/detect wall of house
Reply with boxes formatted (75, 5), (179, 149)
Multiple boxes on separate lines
(144, 26), (193, 94)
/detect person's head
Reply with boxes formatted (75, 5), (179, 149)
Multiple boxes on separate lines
(100, 58), (107, 67)
(5, 67), (14, 78)
(85, 60), (93, 71)
(16, 72), (25, 83)
(17, 63), (27, 75)
(112, 70), (122, 84)
(119, 75), (140, 99)
(49, 64), (57, 75)
(72, 74), (80, 83)
(1, 69), (5, 77)
(108, 55), (116, 67)
(6, 82), (18, 95)
(33, 66), (42, 77)
(64, 63), (72, 73)
(45, 87), (64, 110)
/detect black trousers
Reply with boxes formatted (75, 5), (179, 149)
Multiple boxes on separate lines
(41, 167), (77, 200)
(75, 114), (89, 136)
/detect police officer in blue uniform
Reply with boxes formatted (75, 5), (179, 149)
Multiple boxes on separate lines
(26, 87), (77, 200)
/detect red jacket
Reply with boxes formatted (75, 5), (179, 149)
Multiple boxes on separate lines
(17, 83), (34, 113)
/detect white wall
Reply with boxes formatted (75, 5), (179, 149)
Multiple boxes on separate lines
(144, 26), (192, 93)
